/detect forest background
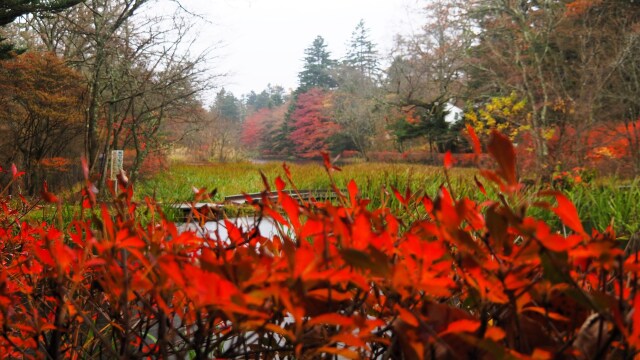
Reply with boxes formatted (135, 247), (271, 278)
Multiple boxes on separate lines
(1, 0), (640, 196)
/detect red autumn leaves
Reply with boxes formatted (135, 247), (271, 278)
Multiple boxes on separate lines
(1, 131), (639, 359)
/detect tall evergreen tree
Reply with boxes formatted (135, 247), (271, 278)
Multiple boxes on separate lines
(345, 20), (379, 79)
(245, 84), (286, 111)
(212, 88), (241, 122)
(297, 36), (336, 91)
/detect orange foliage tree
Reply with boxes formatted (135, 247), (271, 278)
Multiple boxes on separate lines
(2, 131), (640, 358)
(0, 51), (85, 193)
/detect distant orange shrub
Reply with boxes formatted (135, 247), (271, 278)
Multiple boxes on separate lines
(39, 157), (72, 171)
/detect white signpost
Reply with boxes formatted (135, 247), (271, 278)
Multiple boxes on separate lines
(110, 150), (124, 191)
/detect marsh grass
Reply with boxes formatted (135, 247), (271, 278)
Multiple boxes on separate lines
(138, 160), (640, 238)
(137, 161), (478, 207)
(565, 178), (640, 238)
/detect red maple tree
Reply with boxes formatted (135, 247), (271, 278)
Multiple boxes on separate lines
(289, 88), (340, 158)
(241, 105), (287, 152)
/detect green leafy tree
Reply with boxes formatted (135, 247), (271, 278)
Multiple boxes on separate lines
(267, 84), (286, 107)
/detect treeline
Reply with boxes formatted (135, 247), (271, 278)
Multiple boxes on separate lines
(2, 0), (640, 192)
(0, 0), (215, 193)
(228, 1), (640, 176)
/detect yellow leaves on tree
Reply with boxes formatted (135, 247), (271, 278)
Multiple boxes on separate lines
(465, 92), (531, 141)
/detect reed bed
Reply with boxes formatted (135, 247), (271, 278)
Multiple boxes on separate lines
(138, 161), (640, 238)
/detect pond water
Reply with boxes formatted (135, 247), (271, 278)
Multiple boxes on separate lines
(178, 217), (283, 241)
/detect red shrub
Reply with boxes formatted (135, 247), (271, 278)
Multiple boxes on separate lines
(138, 151), (169, 178)
(513, 120), (640, 176)
(1, 131), (640, 359)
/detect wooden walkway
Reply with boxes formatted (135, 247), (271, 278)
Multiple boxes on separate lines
(171, 189), (338, 220)
(223, 189), (337, 205)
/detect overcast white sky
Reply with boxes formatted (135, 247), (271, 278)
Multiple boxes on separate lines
(155, 0), (424, 102)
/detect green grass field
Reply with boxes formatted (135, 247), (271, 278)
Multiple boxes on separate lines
(137, 161), (477, 204)
(137, 160), (640, 238)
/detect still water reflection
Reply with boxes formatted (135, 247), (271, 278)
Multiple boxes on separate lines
(178, 217), (283, 241)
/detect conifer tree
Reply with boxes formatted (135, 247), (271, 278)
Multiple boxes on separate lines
(297, 35), (336, 91)
(345, 19), (379, 80)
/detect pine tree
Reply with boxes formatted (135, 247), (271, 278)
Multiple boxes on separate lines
(345, 20), (379, 80)
(245, 84), (286, 111)
(297, 36), (336, 91)
(212, 88), (241, 122)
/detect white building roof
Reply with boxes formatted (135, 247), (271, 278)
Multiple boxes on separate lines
(445, 103), (464, 124)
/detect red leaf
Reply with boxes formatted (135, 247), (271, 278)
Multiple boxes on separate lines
(328, 333), (367, 348)
(259, 171), (271, 191)
(307, 313), (354, 327)
(281, 194), (301, 230)
(395, 305), (419, 327)
(538, 232), (581, 252)
(283, 162), (292, 180)
(485, 327), (506, 341)
(474, 175), (487, 196)
(192, 186), (207, 200)
(523, 307), (570, 322)
(81, 157), (89, 180)
(546, 192), (586, 236)
(487, 131), (517, 186)
(466, 124), (482, 155)
(223, 219), (244, 244)
(265, 207), (288, 227)
(347, 179), (358, 206)
(322, 151), (332, 170)
(264, 323), (296, 341)
(630, 294), (640, 346)
(439, 319), (481, 336)
(315, 347), (359, 359)
(118, 236), (146, 250)
(275, 176), (286, 192)
(11, 163), (25, 179)
(422, 196), (434, 213)
(392, 186), (407, 207)
(41, 181), (59, 203)
(321, 152), (341, 172)
(444, 151), (454, 169)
